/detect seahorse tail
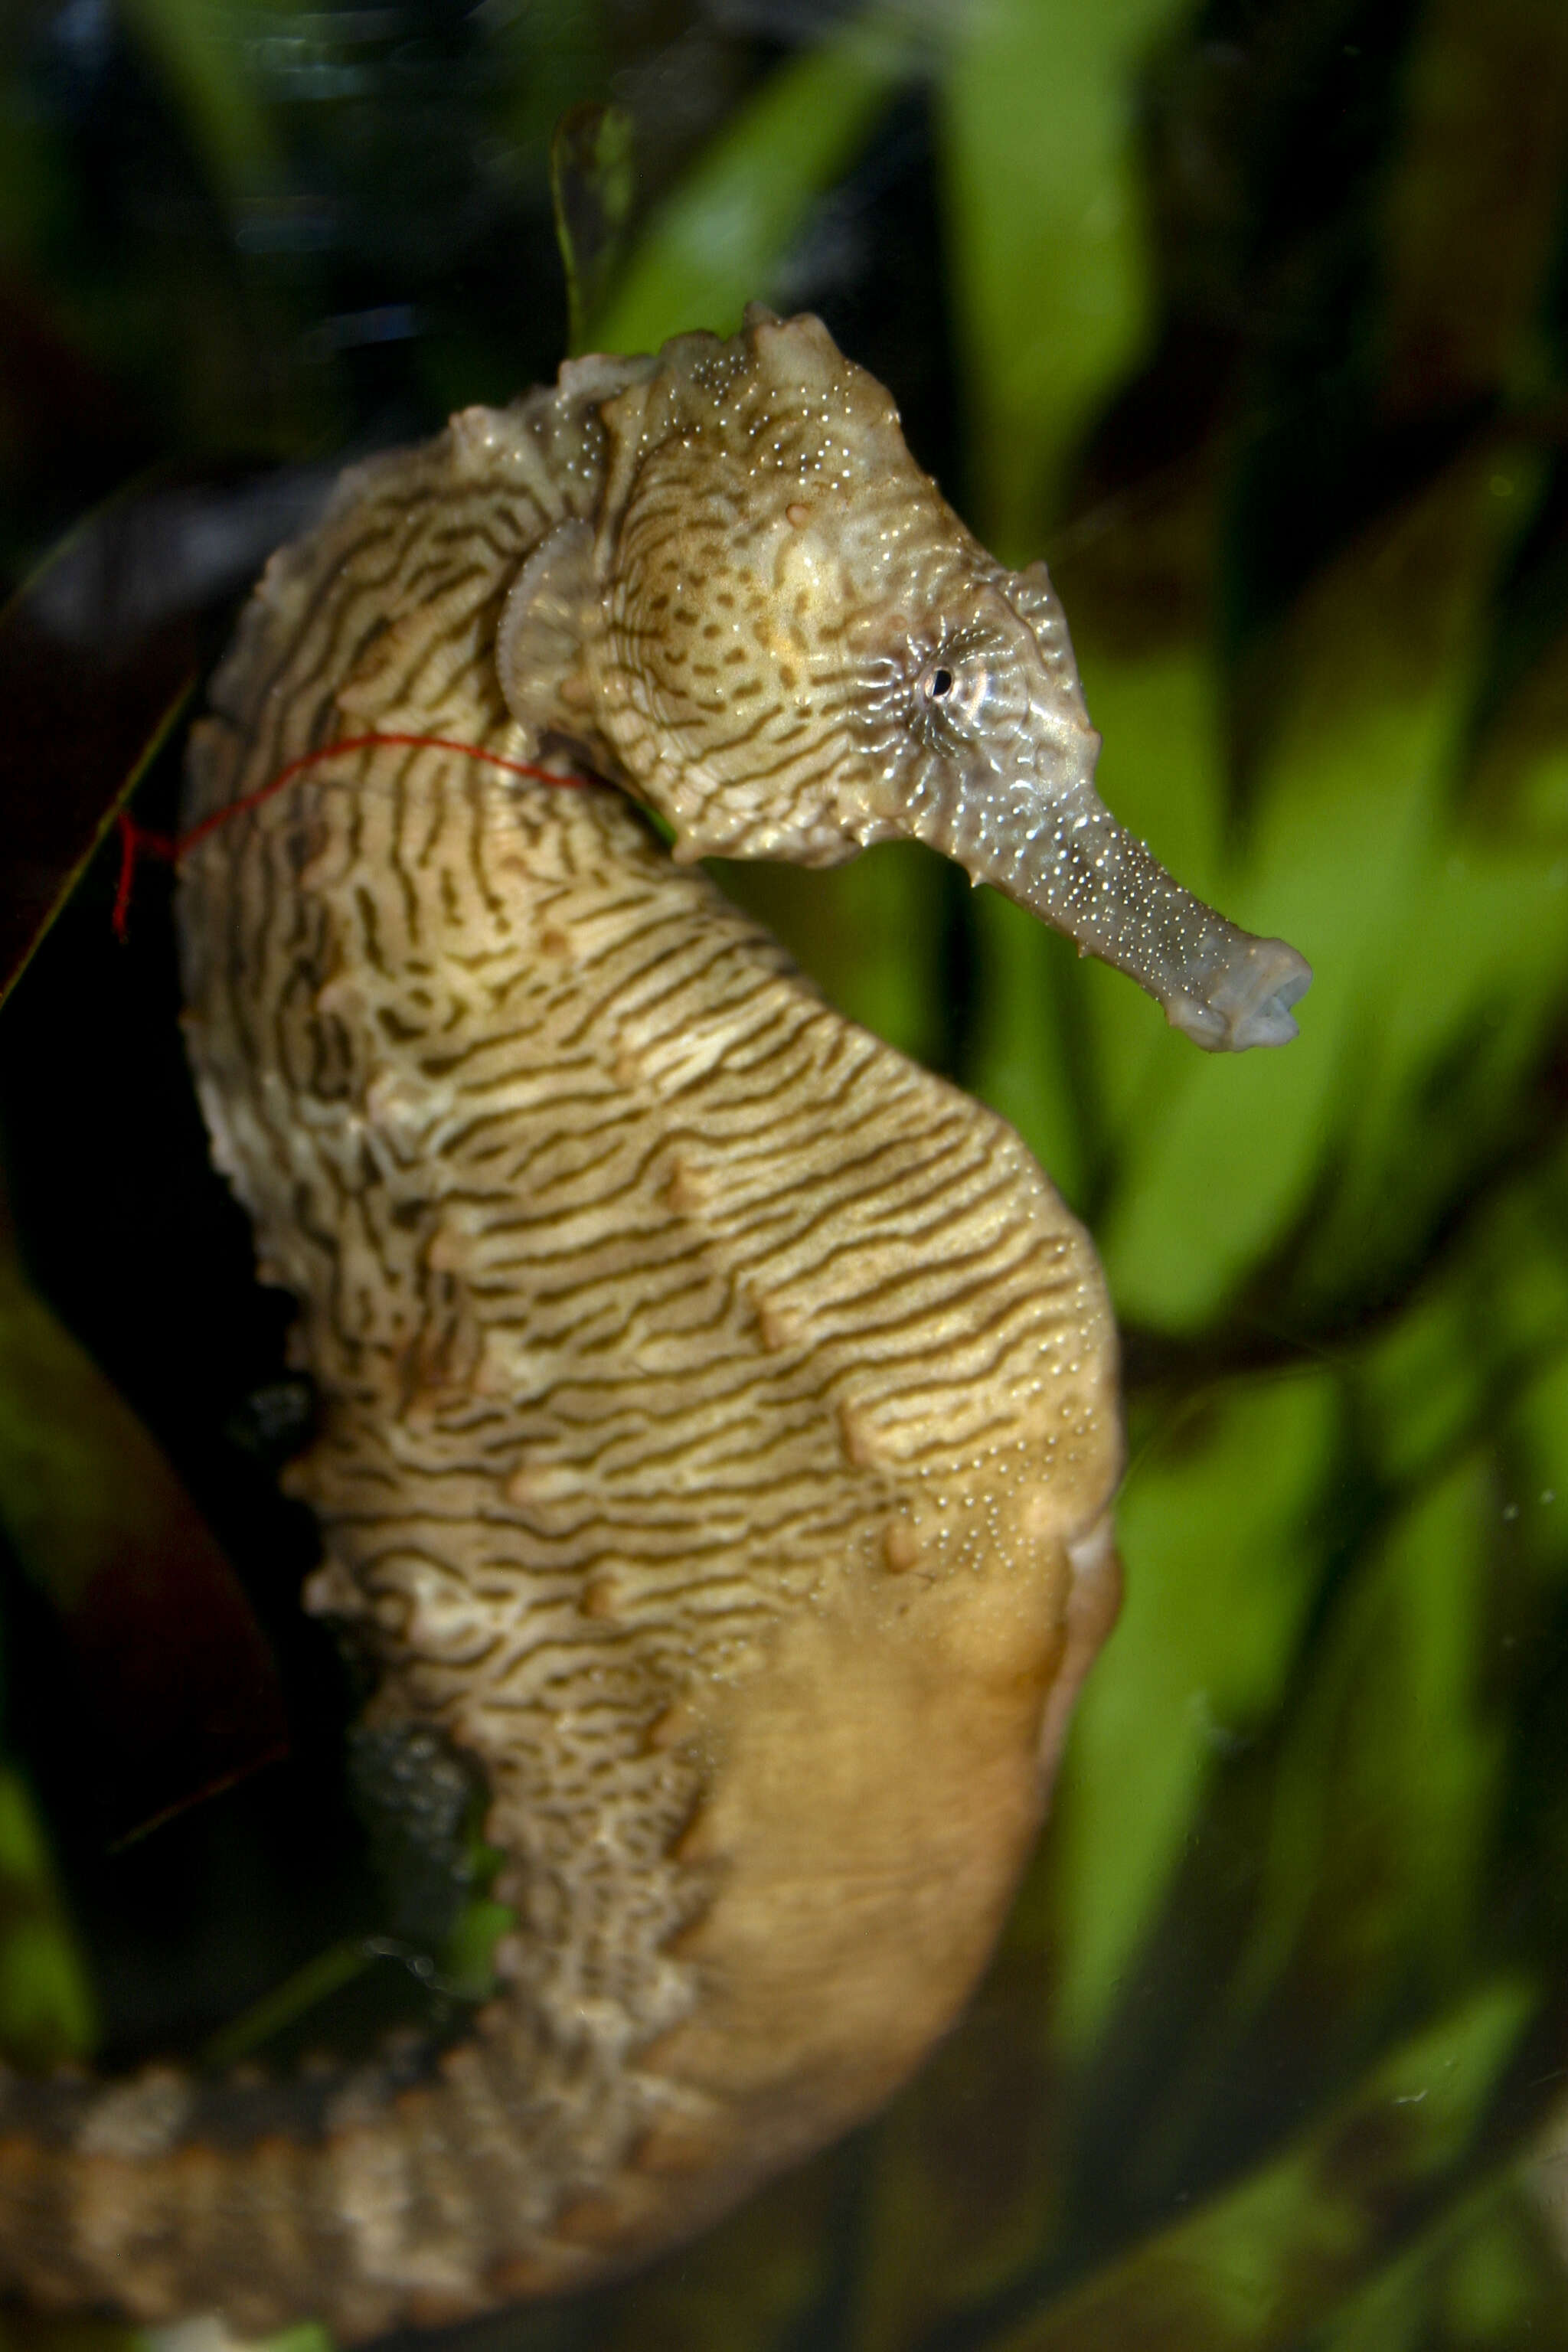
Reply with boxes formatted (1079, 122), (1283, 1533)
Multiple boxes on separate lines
(0, 2008), (627, 2337)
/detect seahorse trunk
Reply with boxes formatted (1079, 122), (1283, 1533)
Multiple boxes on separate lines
(0, 349), (1121, 2341)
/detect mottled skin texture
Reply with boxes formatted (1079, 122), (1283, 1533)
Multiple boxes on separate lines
(0, 309), (1298, 2337)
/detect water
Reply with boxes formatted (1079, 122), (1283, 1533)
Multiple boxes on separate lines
(1, 2), (1566, 2346)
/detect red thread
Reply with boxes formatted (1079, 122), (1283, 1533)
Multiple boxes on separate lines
(113, 731), (591, 943)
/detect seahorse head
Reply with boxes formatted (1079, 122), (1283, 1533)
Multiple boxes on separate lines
(498, 305), (1311, 1051)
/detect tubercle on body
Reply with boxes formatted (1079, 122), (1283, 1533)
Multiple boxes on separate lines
(495, 303), (1312, 1052)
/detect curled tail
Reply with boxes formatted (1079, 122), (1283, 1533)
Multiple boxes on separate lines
(0, 2003), (721, 2336)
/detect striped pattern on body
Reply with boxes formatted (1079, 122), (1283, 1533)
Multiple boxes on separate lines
(0, 358), (1119, 2337)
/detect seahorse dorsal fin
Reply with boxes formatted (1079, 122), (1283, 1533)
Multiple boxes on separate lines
(495, 517), (603, 735)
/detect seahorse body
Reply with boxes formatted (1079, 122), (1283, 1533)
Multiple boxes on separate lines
(0, 309), (1300, 2336)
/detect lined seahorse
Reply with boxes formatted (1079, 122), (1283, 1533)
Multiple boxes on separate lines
(0, 307), (1308, 2337)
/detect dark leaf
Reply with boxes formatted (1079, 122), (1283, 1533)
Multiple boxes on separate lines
(551, 103), (635, 358)
(0, 462), (329, 1007)
(0, 1211), (288, 1848)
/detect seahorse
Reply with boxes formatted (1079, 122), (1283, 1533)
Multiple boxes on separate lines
(0, 307), (1308, 2338)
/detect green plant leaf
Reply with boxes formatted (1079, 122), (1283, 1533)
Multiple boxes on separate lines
(967, 887), (1092, 1216)
(0, 1765), (95, 2071)
(939, 0), (1184, 555)
(995, 1979), (1535, 2351)
(1233, 1451), (1505, 2052)
(1050, 1371), (1339, 2055)
(118, 0), (276, 202)
(588, 15), (916, 357)
(1378, 0), (1568, 421)
(0, 1227), (287, 1847)
(1097, 449), (1551, 1333)
(552, 104), (636, 358)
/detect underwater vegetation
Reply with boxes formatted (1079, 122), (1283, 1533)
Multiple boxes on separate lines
(2, 0), (1568, 2346)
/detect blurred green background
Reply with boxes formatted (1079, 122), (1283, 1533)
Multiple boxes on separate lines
(4, 0), (1568, 2347)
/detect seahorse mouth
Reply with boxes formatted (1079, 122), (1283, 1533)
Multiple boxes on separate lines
(1162, 934), (1315, 1053)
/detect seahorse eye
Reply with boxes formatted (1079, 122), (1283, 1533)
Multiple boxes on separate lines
(920, 655), (990, 726)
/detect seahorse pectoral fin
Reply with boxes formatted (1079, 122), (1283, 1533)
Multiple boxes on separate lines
(1037, 1511), (1124, 1792)
(495, 518), (603, 740)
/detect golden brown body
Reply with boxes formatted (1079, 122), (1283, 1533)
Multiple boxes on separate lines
(0, 315), (1141, 2335)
